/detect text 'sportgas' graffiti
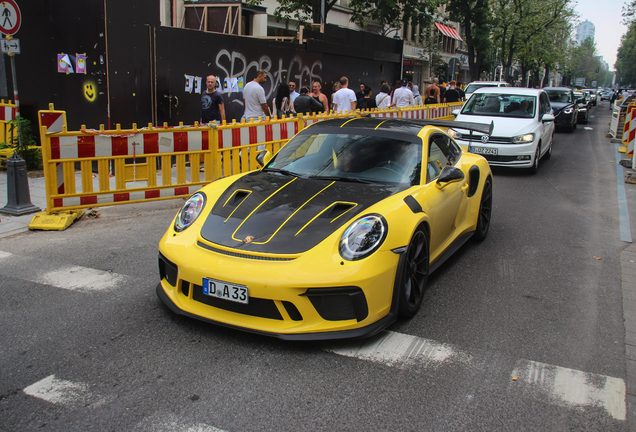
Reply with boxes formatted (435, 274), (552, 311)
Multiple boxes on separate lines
(183, 51), (323, 103)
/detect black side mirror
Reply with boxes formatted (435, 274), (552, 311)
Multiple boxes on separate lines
(256, 150), (272, 167)
(436, 166), (465, 188)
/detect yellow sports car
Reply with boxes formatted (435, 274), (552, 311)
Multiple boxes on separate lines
(157, 117), (493, 340)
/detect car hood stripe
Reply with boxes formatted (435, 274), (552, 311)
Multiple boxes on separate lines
(200, 171), (403, 254)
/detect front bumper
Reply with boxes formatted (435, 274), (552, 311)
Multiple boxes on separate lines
(157, 229), (403, 340)
(459, 140), (537, 168)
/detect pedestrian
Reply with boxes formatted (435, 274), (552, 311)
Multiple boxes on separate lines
(456, 80), (466, 101)
(392, 78), (414, 108)
(242, 69), (271, 121)
(412, 85), (423, 106)
(200, 74), (226, 124)
(444, 80), (461, 103)
(358, 87), (377, 110)
(331, 81), (341, 109)
(425, 86), (438, 105)
(332, 76), (357, 113)
(438, 77), (447, 102)
(311, 81), (329, 113)
(425, 78), (441, 104)
(375, 84), (392, 109)
(272, 83), (295, 118)
(289, 81), (300, 102)
(294, 86), (324, 114)
(356, 83), (366, 103)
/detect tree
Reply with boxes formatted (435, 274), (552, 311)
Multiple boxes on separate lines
(348, 0), (442, 35)
(446, 0), (494, 82)
(569, 38), (601, 86)
(245, 0), (340, 26)
(616, 21), (636, 86)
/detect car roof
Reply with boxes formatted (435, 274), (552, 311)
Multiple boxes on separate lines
(472, 87), (544, 95)
(466, 81), (508, 85)
(544, 87), (572, 91)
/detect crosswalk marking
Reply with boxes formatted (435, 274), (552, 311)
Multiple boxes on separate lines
(326, 330), (626, 421)
(23, 375), (93, 408)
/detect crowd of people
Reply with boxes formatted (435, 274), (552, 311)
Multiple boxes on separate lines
(200, 69), (467, 124)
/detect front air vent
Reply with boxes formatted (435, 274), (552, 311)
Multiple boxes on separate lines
(321, 203), (356, 220)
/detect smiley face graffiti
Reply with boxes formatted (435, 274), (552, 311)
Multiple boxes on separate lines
(84, 82), (96, 102)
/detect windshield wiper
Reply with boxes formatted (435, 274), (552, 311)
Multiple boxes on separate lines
(263, 168), (304, 178)
(313, 175), (376, 184)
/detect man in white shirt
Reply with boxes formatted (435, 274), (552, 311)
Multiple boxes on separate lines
(289, 81), (300, 102)
(393, 78), (414, 108)
(242, 69), (271, 121)
(332, 76), (357, 113)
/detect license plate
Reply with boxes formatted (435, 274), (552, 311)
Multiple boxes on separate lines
(470, 146), (498, 156)
(202, 277), (249, 304)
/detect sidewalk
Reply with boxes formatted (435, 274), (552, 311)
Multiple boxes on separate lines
(0, 171), (47, 238)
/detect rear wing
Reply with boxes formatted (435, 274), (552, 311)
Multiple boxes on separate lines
(409, 119), (494, 136)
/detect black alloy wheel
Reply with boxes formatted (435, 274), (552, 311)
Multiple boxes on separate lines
(473, 177), (492, 242)
(397, 228), (429, 318)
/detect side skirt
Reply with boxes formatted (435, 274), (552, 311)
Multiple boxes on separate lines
(429, 231), (474, 274)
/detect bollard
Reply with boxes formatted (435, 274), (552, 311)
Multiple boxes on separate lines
(0, 151), (40, 216)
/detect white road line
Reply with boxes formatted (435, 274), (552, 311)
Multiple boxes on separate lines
(0, 250), (12, 259)
(511, 359), (626, 420)
(326, 330), (471, 369)
(134, 413), (229, 432)
(40, 266), (125, 292)
(23, 375), (90, 408)
(326, 330), (626, 420)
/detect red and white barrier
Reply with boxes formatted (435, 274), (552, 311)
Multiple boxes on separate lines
(53, 185), (202, 209)
(218, 121), (298, 149)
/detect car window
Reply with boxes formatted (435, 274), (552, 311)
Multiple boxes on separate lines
(461, 93), (536, 118)
(539, 93), (551, 115)
(267, 131), (422, 186)
(546, 90), (572, 103)
(465, 84), (493, 94)
(427, 134), (461, 183)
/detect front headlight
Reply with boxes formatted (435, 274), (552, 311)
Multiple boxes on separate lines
(448, 128), (462, 140)
(174, 192), (206, 232)
(511, 133), (535, 144)
(339, 214), (388, 261)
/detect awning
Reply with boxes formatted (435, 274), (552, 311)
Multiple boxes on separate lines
(435, 22), (463, 41)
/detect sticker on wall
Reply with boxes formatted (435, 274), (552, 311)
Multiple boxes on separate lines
(84, 82), (96, 102)
(223, 77), (242, 93)
(237, 77), (244, 92)
(185, 75), (194, 93)
(76, 54), (87, 74)
(194, 76), (202, 94)
(58, 54), (74, 74)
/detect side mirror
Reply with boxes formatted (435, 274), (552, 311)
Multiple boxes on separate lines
(256, 150), (272, 167)
(436, 166), (464, 188)
(542, 113), (555, 122)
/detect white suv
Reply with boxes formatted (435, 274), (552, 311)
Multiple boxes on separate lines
(449, 87), (555, 174)
(464, 81), (510, 101)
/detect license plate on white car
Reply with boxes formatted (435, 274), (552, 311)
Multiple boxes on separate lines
(202, 277), (249, 304)
(470, 146), (498, 156)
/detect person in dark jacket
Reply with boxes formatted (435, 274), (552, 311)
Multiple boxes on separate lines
(294, 86), (324, 114)
(358, 87), (377, 110)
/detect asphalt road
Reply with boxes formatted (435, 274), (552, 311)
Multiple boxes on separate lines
(0, 101), (631, 431)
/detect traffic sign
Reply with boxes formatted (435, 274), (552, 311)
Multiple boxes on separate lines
(1, 38), (19, 54)
(0, 0), (21, 36)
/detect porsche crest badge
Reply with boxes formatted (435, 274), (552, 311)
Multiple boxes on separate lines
(244, 236), (254, 243)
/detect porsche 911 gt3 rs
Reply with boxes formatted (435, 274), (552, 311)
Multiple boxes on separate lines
(157, 117), (493, 340)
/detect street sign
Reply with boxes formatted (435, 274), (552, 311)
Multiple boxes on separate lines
(1, 38), (19, 54)
(0, 0), (21, 36)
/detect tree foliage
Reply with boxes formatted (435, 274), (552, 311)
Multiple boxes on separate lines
(568, 38), (601, 86)
(616, 20), (636, 85)
(245, 0), (341, 26)
(446, 0), (494, 82)
(347, 0), (442, 35)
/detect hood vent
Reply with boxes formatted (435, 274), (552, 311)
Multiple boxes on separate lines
(320, 202), (357, 221)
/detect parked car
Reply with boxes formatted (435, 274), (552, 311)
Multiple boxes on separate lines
(583, 88), (598, 106)
(463, 81), (510, 102)
(157, 117), (494, 340)
(573, 90), (590, 123)
(449, 87), (555, 174)
(545, 87), (578, 132)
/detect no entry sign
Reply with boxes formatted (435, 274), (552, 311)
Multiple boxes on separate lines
(0, 0), (21, 36)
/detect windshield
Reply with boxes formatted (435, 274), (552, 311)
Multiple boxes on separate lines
(264, 132), (422, 185)
(547, 90), (572, 103)
(461, 93), (536, 118)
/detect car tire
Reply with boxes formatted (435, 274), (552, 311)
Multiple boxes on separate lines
(473, 177), (492, 242)
(529, 144), (541, 174)
(397, 228), (429, 318)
